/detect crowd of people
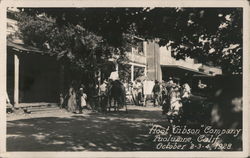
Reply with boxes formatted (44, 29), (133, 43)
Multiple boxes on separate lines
(60, 78), (127, 113)
(123, 77), (192, 118)
(161, 77), (191, 118)
(58, 75), (192, 116)
(59, 81), (88, 114)
(6, 73), (192, 119)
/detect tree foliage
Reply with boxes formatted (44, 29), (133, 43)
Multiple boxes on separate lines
(14, 11), (131, 84)
(145, 8), (242, 74)
(18, 7), (243, 74)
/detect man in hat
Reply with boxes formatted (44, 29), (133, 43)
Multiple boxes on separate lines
(152, 80), (161, 107)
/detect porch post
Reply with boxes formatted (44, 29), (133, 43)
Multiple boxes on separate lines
(14, 54), (19, 106)
(131, 64), (134, 82)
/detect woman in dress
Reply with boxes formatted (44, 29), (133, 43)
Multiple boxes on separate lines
(67, 81), (77, 113)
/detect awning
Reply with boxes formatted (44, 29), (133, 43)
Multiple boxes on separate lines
(161, 65), (209, 76)
(7, 40), (44, 54)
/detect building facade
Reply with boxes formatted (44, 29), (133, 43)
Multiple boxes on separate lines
(7, 10), (62, 105)
(126, 38), (222, 82)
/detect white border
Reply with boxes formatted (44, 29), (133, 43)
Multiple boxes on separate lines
(0, 0), (249, 8)
(0, 0), (249, 157)
(0, 3), (7, 156)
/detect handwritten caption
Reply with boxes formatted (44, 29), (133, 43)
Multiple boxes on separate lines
(147, 123), (242, 150)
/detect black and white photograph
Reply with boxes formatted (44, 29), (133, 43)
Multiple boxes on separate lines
(0, 0), (249, 157)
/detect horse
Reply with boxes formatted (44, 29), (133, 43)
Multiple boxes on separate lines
(107, 80), (128, 112)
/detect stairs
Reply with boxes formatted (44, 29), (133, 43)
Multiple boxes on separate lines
(8, 103), (62, 114)
(26, 105), (61, 114)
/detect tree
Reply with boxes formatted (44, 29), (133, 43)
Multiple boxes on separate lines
(11, 11), (131, 87)
(141, 8), (242, 74)
(18, 8), (242, 74)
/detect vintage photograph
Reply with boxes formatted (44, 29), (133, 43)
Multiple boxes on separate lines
(5, 6), (244, 153)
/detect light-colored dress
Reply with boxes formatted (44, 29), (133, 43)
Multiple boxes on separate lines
(169, 88), (183, 115)
(67, 87), (77, 112)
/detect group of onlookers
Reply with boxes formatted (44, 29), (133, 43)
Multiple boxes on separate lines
(59, 76), (192, 115)
(161, 77), (191, 117)
(123, 77), (192, 117)
(60, 81), (88, 114)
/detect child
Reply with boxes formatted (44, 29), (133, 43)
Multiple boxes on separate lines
(79, 87), (87, 113)
(59, 93), (64, 109)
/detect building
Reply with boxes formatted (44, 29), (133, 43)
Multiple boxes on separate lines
(7, 9), (63, 106)
(125, 37), (147, 82)
(124, 38), (222, 82)
(159, 46), (222, 81)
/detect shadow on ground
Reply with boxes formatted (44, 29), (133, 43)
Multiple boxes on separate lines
(7, 108), (168, 151)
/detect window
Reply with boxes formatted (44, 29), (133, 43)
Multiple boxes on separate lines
(132, 38), (144, 55)
(137, 41), (144, 55)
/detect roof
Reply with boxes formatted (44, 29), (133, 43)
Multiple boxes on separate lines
(161, 65), (209, 76)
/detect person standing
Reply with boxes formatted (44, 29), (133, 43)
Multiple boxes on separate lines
(160, 80), (167, 106)
(137, 79), (143, 106)
(132, 80), (139, 105)
(99, 80), (108, 112)
(133, 79), (143, 106)
(162, 78), (172, 114)
(182, 82), (191, 99)
(59, 92), (65, 109)
(100, 80), (108, 95)
(67, 81), (77, 113)
(78, 84), (87, 113)
(169, 85), (183, 116)
(152, 80), (161, 107)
